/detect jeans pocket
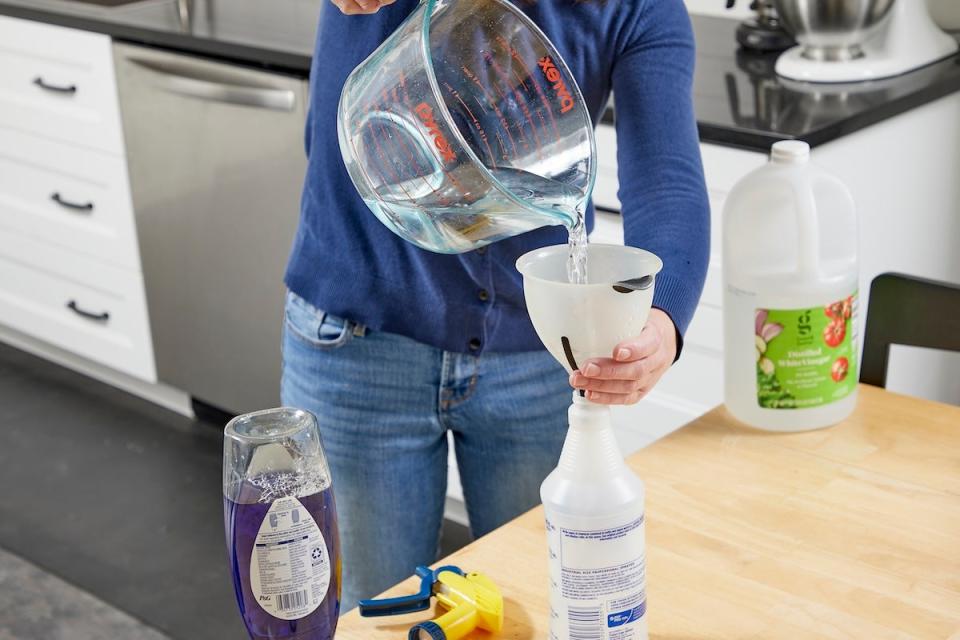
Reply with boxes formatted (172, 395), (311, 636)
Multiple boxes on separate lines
(284, 291), (358, 349)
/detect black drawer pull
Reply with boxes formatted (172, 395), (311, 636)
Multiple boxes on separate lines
(51, 192), (94, 213)
(67, 300), (110, 322)
(33, 76), (77, 94)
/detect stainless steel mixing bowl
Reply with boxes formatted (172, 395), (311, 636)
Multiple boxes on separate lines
(774, 0), (897, 61)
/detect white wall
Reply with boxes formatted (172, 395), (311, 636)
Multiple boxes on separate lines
(813, 93), (960, 406)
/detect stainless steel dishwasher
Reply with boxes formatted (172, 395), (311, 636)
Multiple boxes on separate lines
(113, 42), (308, 414)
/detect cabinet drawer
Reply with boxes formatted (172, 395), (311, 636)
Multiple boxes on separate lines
(594, 125), (621, 211)
(701, 262), (723, 309)
(700, 143), (767, 193)
(685, 303), (723, 352)
(656, 348), (724, 411)
(591, 210), (624, 244)
(593, 170), (622, 212)
(0, 16), (123, 154)
(0, 128), (139, 268)
(0, 230), (155, 381)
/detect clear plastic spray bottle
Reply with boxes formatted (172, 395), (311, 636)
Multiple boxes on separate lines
(541, 394), (648, 640)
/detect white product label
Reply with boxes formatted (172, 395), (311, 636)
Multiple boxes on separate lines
(546, 512), (647, 640)
(250, 496), (330, 621)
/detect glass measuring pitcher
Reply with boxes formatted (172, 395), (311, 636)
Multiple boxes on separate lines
(223, 408), (341, 640)
(338, 0), (597, 253)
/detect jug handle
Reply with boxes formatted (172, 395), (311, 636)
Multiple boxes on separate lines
(356, 110), (445, 183)
(789, 174), (821, 280)
(789, 172), (857, 280)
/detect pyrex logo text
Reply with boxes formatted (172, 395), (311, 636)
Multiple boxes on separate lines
(415, 102), (456, 164)
(538, 56), (575, 114)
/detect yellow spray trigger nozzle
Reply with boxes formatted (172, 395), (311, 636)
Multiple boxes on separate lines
(358, 565), (503, 640)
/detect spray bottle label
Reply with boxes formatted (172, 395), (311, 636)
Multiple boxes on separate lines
(755, 292), (858, 409)
(546, 513), (647, 640)
(250, 496), (331, 621)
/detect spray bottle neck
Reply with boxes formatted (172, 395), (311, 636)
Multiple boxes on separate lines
(567, 393), (611, 429)
(557, 393), (627, 476)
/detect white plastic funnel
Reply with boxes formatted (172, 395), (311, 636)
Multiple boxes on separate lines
(516, 244), (663, 373)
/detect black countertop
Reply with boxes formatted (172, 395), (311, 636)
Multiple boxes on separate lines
(685, 15), (960, 151)
(1, 0), (959, 152)
(0, 0), (319, 74)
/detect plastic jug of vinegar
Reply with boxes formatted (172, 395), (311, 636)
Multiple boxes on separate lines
(723, 140), (859, 431)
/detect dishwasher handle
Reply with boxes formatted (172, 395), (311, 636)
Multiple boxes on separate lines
(124, 57), (297, 112)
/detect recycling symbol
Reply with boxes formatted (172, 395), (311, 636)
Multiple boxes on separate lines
(311, 547), (323, 560)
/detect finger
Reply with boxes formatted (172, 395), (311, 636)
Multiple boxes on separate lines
(357, 0), (393, 12)
(333, 0), (379, 14)
(579, 358), (647, 381)
(570, 373), (642, 394)
(584, 389), (649, 405)
(334, 0), (361, 15)
(613, 325), (662, 362)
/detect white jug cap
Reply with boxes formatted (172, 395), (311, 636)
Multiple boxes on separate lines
(771, 140), (810, 164)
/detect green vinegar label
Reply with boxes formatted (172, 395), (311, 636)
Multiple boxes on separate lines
(755, 293), (858, 409)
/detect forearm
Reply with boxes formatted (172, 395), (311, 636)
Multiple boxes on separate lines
(612, 0), (710, 338)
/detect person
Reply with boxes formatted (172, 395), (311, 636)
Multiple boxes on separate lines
(282, 0), (709, 611)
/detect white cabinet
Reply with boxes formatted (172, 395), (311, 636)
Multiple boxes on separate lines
(0, 230), (154, 380)
(0, 16), (125, 154)
(0, 128), (141, 269)
(0, 15), (155, 382)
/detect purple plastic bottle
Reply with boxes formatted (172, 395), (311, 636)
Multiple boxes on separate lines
(224, 409), (342, 640)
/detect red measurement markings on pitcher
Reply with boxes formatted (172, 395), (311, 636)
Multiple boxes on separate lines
(444, 82), (498, 169)
(462, 64), (516, 161)
(399, 69), (412, 106)
(486, 44), (544, 162)
(363, 89), (451, 207)
(401, 94), (467, 199)
(496, 35), (560, 141)
(538, 56), (575, 114)
(364, 93), (419, 205)
(415, 102), (456, 165)
(481, 51), (533, 156)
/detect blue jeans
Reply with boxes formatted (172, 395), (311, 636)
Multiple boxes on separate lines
(280, 292), (570, 612)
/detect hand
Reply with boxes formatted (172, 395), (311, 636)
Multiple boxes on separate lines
(569, 308), (678, 405)
(331, 0), (395, 15)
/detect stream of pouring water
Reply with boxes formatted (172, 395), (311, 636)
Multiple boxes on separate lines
(566, 206), (588, 285)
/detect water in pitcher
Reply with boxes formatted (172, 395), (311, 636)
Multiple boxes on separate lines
(363, 165), (587, 253)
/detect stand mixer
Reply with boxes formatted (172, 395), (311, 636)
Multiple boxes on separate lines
(775, 0), (959, 83)
(725, 0), (795, 52)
